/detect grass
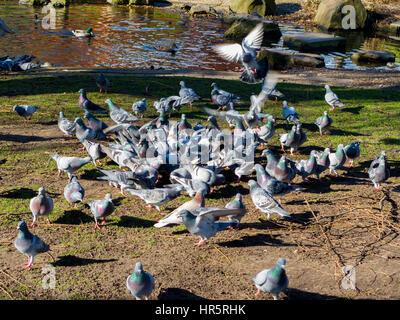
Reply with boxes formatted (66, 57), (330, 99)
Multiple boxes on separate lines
(1, 72), (400, 300)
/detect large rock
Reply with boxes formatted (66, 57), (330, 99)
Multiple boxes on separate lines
(314, 0), (367, 30)
(351, 50), (396, 65)
(258, 49), (325, 70)
(283, 32), (346, 52)
(390, 20), (400, 36)
(224, 19), (282, 45)
(230, 0), (276, 16)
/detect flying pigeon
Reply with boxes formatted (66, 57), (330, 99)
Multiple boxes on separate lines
(252, 258), (289, 300)
(14, 221), (50, 269)
(96, 73), (111, 93)
(213, 23), (268, 84)
(314, 111), (333, 136)
(178, 208), (239, 246)
(50, 153), (92, 179)
(78, 89), (107, 114)
(29, 187), (54, 228)
(248, 180), (291, 221)
(126, 262), (154, 300)
(88, 193), (115, 229)
(13, 105), (39, 125)
(324, 85), (345, 111)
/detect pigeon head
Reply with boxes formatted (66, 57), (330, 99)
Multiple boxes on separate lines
(86, 27), (93, 34)
(17, 221), (28, 231)
(105, 193), (113, 201)
(253, 163), (264, 173)
(69, 175), (78, 183)
(78, 88), (85, 94)
(242, 53), (252, 64)
(50, 153), (59, 161)
(210, 82), (217, 88)
(74, 117), (85, 126)
(179, 81), (185, 87)
(177, 209), (194, 220)
(324, 85), (331, 91)
(323, 110), (328, 115)
(134, 262), (144, 274)
(276, 258), (286, 268)
(59, 111), (65, 118)
(248, 179), (258, 189)
(38, 187), (46, 196)
(84, 112), (93, 119)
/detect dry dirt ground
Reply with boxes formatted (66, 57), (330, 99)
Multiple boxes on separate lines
(1, 110), (400, 300)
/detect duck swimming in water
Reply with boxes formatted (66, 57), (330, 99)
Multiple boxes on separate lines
(72, 27), (94, 38)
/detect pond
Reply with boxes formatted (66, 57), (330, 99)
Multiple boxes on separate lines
(0, 1), (399, 71)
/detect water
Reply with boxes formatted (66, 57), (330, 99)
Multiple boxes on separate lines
(0, 1), (399, 71)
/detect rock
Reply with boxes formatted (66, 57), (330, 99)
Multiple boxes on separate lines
(49, 0), (69, 7)
(283, 32), (346, 52)
(351, 50), (396, 65)
(258, 49), (325, 70)
(129, 0), (154, 5)
(19, 0), (48, 5)
(314, 0), (367, 30)
(189, 5), (210, 16)
(230, 0), (276, 16)
(390, 20), (400, 36)
(224, 19), (282, 45)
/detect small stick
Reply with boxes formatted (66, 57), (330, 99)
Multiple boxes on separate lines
(0, 281), (14, 300)
(0, 269), (32, 290)
(213, 245), (231, 265)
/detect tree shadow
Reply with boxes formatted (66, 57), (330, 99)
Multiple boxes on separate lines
(218, 233), (294, 248)
(208, 184), (250, 199)
(80, 168), (104, 180)
(53, 209), (93, 225)
(381, 138), (400, 146)
(285, 288), (346, 300)
(158, 288), (208, 301)
(0, 133), (58, 143)
(329, 128), (367, 136)
(52, 255), (117, 267)
(0, 187), (37, 199)
(276, 3), (302, 15)
(341, 106), (364, 114)
(114, 215), (156, 228)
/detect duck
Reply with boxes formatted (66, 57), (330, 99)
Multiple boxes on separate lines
(154, 40), (177, 54)
(72, 27), (94, 38)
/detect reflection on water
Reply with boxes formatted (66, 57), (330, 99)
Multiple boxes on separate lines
(0, 1), (399, 71)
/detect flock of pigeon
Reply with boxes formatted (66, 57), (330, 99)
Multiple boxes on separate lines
(10, 23), (391, 300)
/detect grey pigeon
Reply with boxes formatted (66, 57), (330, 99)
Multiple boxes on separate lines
(256, 115), (275, 144)
(88, 193), (115, 229)
(29, 187), (54, 228)
(78, 89), (107, 114)
(210, 82), (241, 110)
(224, 193), (247, 226)
(295, 150), (318, 182)
(132, 98), (147, 118)
(282, 101), (299, 126)
(96, 73), (111, 93)
(248, 180), (291, 221)
(81, 140), (106, 166)
(314, 110), (333, 136)
(125, 185), (185, 212)
(260, 72), (284, 102)
(50, 153), (92, 178)
(328, 144), (346, 176)
(344, 141), (361, 167)
(315, 148), (330, 179)
(178, 81), (200, 108)
(252, 258), (289, 300)
(170, 175), (210, 197)
(153, 190), (206, 228)
(213, 23), (268, 84)
(325, 85), (345, 111)
(178, 208), (240, 246)
(368, 151), (390, 190)
(84, 111), (108, 132)
(14, 221), (50, 269)
(58, 111), (76, 137)
(13, 105), (39, 124)
(64, 175), (85, 205)
(262, 149), (278, 177)
(106, 98), (140, 124)
(274, 156), (297, 184)
(74, 117), (107, 143)
(126, 262), (155, 300)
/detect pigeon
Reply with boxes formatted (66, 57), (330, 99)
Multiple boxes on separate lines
(106, 99), (140, 124)
(248, 180), (291, 221)
(170, 175), (210, 197)
(29, 187), (54, 228)
(256, 115), (275, 145)
(315, 147), (330, 179)
(260, 72), (284, 102)
(178, 81), (200, 108)
(210, 82), (241, 110)
(178, 113), (192, 131)
(314, 111), (333, 136)
(324, 85), (345, 111)
(178, 208), (239, 246)
(88, 193), (115, 229)
(295, 150), (318, 182)
(125, 185), (185, 212)
(50, 153), (92, 178)
(328, 144), (346, 176)
(224, 193), (247, 226)
(132, 98), (147, 118)
(84, 111), (108, 132)
(126, 262), (155, 300)
(252, 258), (289, 300)
(282, 101), (299, 126)
(262, 149), (278, 177)
(64, 175), (85, 205)
(78, 89), (107, 114)
(254, 164), (302, 202)
(234, 160), (255, 182)
(13, 105), (39, 125)
(344, 141), (361, 167)
(279, 125), (299, 155)
(153, 189), (206, 228)
(96, 73), (111, 93)
(14, 221), (50, 269)
(368, 151), (390, 190)
(81, 140), (106, 166)
(58, 111), (76, 137)
(74, 117), (107, 143)
(213, 23), (268, 84)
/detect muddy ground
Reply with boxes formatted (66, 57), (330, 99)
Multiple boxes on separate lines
(1, 118), (400, 300)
